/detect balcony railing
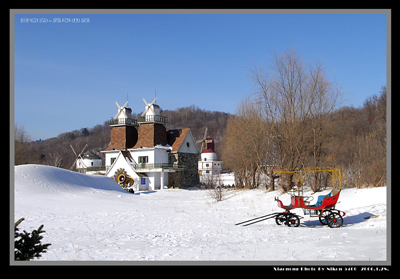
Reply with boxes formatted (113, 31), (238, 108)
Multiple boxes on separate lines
(109, 118), (137, 126)
(137, 115), (168, 124)
(109, 115), (168, 126)
(132, 163), (185, 171)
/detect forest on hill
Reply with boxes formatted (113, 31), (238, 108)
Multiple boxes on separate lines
(14, 106), (231, 169)
(14, 49), (387, 190)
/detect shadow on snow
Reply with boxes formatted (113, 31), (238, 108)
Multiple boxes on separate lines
(133, 191), (157, 195)
(301, 212), (375, 228)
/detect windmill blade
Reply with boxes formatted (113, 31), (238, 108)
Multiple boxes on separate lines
(70, 157), (79, 170)
(149, 97), (157, 106)
(80, 144), (88, 155)
(121, 100), (128, 109)
(141, 97), (157, 116)
(114, 110), (122, 119)
(141, 104), (152, 116)
(141, 98), (149, 116)
(70, 144), (88, 170)
(78, 157), (87, 169)
(200, 141), (205, 153)
(70, 145), (77, 157)
(114, 107), (123, 119)
(149, 104), (155, 114)
(141, 107), (149, 117)
(203, 127), (208, 140)
(114, 101), (129, 119)
(197, 139), (206, 153)
(114, 101), (123, 119)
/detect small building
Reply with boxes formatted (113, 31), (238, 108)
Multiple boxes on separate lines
(198, 138), (223, 177)
(101, 98), (200, 191)
(198, 138), (235, 187)
(76, 150), (102, 170)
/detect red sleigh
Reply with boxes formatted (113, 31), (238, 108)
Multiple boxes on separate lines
(274, 168), (345, 228)
(236, 168), (346, 228)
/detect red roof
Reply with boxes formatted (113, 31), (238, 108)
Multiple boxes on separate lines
(167, 128), (190, 152)
(202, 138), (215, 153)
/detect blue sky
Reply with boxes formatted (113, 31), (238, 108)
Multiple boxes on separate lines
(13, 12), (387, 140)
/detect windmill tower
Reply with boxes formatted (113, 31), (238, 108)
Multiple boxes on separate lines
(138, 97), (164, 124)
(104, 101), (138, 151)
(70, 144), (88, 170)
(113, 101), (134, 125)
(197, 127), (222, 178)
(133, 97), (168, 148)
(197, 127), (217, 161)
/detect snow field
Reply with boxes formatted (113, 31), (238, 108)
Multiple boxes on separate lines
(14, 164), (387, 261)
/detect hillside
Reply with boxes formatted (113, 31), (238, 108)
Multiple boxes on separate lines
(14, 164), (387, 261)
(15, 106), (232, 169)
(163, 105), (230, 153)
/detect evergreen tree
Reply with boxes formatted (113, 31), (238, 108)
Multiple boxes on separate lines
(14, 218), (51, 261)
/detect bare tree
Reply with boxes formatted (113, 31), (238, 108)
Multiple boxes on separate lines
(221, 96), (274, 189)
(252, 49), (310, 170)
(252, 49), (340, 177)
(15, 123), (32, 165)
(306, 63), (340, 191)
(206, 174), (225, 202)
(48, 152), (64, 168)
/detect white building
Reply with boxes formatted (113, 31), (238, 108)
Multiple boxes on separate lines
(198, 138), (235, 187)
(102, 98), (199, 192)
(198, 138), (223, 177)
(104, 147), (172, 191)
(76, 150), (102, 170)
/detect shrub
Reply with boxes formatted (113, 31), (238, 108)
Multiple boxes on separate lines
(14, 218), (51, 261)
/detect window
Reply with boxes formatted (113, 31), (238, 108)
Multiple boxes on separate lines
(186, 142), (190, 147)
(204, 158), (207, 161)
(141, 178), (146, 185)
(91, 162), (94, 166)
(206, 164), (209, 167)
(139, 156), (148, 164)
(110, 158), (116, 165)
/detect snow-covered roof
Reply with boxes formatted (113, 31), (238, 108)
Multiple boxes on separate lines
(81, 150), (101, 160)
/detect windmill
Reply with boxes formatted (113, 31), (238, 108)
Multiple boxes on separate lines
(141, 97), (157, 117)
(70, 144), (88, 170)
(196, 127), (213, 153)
(114, 100), (129, 119)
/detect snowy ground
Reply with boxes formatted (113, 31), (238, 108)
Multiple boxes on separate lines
(14, 164), (388, 262)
